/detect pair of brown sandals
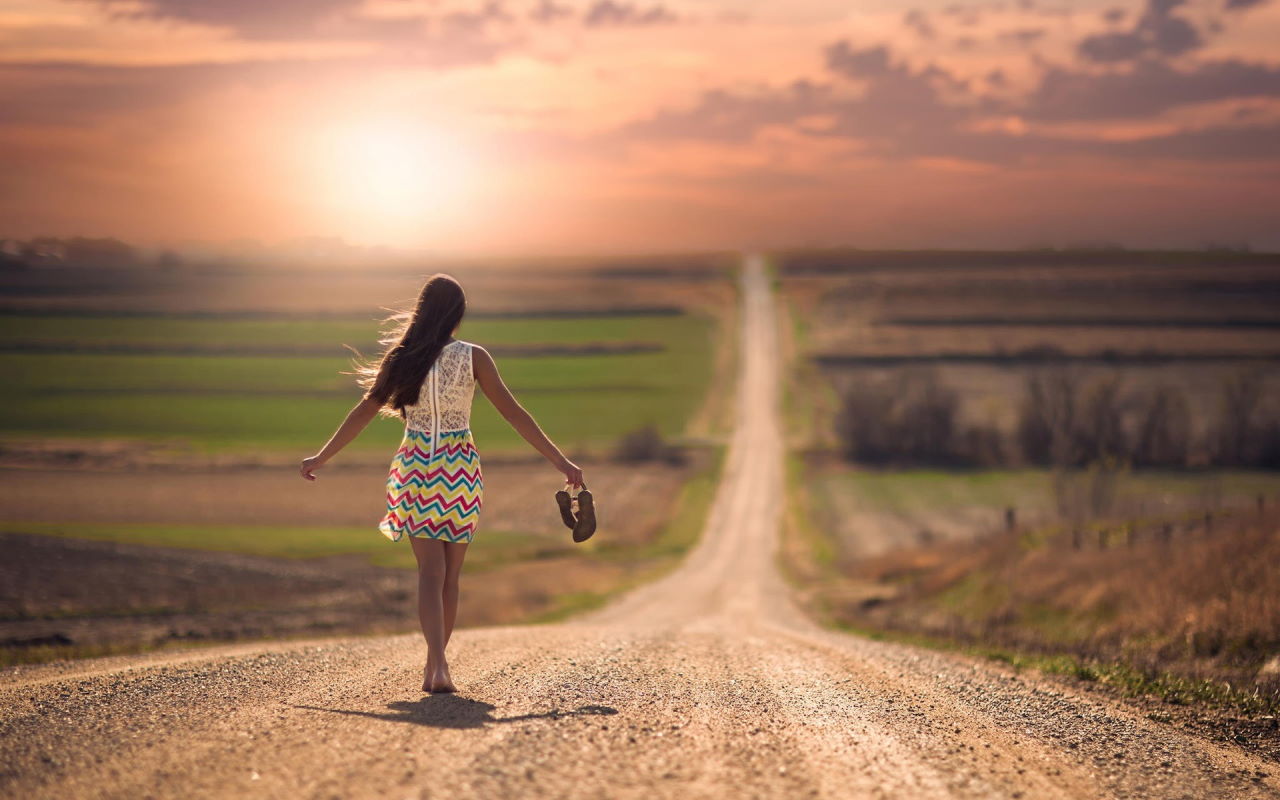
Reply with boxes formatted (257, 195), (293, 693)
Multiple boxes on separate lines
(555, 483), (597, 543)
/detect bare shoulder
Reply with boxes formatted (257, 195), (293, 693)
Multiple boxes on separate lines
(467, 342), (496, 376)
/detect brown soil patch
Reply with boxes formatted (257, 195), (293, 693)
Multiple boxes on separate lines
(0, 453), (695, 545)
(0, 532), (635, 663)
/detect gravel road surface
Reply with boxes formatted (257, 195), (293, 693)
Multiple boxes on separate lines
(1, 256), (1276, 799)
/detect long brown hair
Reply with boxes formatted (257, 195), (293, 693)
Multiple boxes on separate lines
(356, 273), (467, 418)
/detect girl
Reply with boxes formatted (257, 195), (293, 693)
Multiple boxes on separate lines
(300, 273), (584, 693)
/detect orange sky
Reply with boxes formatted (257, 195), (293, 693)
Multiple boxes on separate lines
(2, 0), (1280, 254)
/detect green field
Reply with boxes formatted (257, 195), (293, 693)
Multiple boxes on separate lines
(820, 468), (1280, 516)
(0, 313), (697, 349)
(0, 313), (717, 453)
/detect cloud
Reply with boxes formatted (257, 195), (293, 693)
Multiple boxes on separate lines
(75, 0), (689, 44)
(1077, 0), (1203, 63)
(80, 0), (361, 38)
(1103, 121), (1280, 158)
(530, 0), (574, 22)
(0, 59), (374, 125)
(903, 9), (937, 39)
(0, 38), (535, 128)
(603, 33), (1280, 170)
(1224, 0), (1271, 10)
(439, 2), (514, 34)
(620, 41), (971, 151)
(583, 1), (678, 26)
(941, 3), (984, 25)
(78, 0), (525, 46)
(824, 42), (970, 135)
(824, 42), (895, 79)
(617, 81), (832, 143)
(1000, 27), (1048, 45)
(1020, 58), (1280, 121)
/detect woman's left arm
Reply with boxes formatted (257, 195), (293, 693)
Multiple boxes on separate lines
(300, 395), (383, 481)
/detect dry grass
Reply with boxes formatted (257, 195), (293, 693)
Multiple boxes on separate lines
(837, 511), (1280, 696)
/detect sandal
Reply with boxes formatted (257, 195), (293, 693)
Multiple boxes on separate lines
(572, 487), (597, 543)
(554, 484), (577, 530)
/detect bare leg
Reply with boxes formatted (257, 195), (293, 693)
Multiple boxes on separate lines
(442, 541), (469, 646)
(409, 536), (453, 693)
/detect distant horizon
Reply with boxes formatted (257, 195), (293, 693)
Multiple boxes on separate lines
(2, 232), (1274, 263)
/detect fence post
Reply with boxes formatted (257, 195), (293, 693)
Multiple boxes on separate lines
(1097, 528), (1107, 550)
(1005, 507), (1016, 533)
(1072, 528), (1082, 550)
(1203, 511), (1213, 536)
(1160, 523), (1172, 545)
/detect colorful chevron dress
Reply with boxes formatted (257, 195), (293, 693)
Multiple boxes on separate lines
(379, 339), (483, 543)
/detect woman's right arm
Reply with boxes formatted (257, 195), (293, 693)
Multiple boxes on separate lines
(300, 394), (383, 481)
(472, 345), (584, 487)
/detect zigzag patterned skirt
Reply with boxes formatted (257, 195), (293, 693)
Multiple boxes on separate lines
(379, 428), (483, 544)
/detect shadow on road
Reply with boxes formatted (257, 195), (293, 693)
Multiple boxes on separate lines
(293, 696), (618, 730)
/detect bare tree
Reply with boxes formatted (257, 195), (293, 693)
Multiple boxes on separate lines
(1073, 375), (1129, 465)
(834, 378), (898, 464)
(1132, 385), (1191, 467)
(834, 369), (964, 466)
(896, 370), (960, 464)
(1214, 371), (1263, 466)
(1018, 368), (1078, 466)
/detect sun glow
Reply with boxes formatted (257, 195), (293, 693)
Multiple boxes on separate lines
(312, 119), (478, 244)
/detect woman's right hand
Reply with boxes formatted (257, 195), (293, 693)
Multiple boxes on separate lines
(300, 455), (324, 482)
(559, 459), (584, 489)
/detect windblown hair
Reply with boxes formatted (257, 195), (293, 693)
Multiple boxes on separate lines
(355, 273), (467, 419)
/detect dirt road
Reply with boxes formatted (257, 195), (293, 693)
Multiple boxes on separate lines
(2, 255), (1276, 799)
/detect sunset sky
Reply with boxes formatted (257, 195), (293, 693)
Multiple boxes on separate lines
(2, 0), (1279, 254)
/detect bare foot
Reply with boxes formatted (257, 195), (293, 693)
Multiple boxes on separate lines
(423, 650), (442, 692)
(428, 664), (456, 694)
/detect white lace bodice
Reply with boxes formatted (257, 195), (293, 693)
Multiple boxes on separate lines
(403, 340), (475, 434)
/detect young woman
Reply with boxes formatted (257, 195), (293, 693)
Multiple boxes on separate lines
(300, 273), (584, 693)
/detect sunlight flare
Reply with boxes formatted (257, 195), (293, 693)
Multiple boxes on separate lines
(312, 119), (478, 243)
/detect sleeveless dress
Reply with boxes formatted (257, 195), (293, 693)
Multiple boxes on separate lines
(378, 339), (484, 544)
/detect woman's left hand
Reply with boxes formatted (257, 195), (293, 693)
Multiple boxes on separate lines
(558, 458), (584, 489)
(300, 456), (324, 481)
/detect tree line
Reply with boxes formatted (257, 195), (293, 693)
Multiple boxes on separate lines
(834, 368), (1280, 469)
